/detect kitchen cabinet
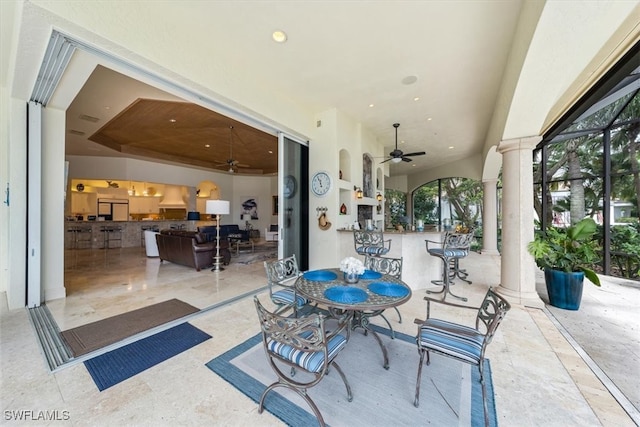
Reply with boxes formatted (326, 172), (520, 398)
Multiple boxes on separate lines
(71, 192), (97, 215)
(129, 196), (160, 214)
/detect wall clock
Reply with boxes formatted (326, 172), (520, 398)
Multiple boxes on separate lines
(311, 171), (332, 197)
(283, 175), (297, 198)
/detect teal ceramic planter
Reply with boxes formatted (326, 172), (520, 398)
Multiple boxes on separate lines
(544, 268), (584, 310)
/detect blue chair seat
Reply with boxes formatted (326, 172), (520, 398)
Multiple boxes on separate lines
(356, 246), (390, 256)
(267, 333), (347, 373)
(271, 289), (307, 308)
(418, 318), (484, 364)
(427, 248), (468, 258)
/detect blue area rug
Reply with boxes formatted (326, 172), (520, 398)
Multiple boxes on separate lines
(206, 324), (496, 427)
(85, 322), (211, 391)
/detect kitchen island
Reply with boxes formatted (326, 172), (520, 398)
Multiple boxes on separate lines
(337, 229), (445, 290)
(64, 220), (216, 250)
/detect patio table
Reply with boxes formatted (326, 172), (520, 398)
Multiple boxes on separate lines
(295, 268), (412, 369)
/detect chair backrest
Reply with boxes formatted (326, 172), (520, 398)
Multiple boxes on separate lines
(442, 228), (475, 251)
(364, 255), (403, 279)
(353, 229), (386, 248)
(475, 287), (511, 343)
(254, 296), (326, 355)
(264, 255), (300, 289)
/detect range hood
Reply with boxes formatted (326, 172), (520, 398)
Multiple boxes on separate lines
(158, 185), (186, 208)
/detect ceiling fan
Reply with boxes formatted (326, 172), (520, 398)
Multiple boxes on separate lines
(215, 125), (250, 173)
(380, 123), (426, 164)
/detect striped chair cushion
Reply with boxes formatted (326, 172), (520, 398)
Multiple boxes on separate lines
(267, 333), (347, 373)
(272, 289), (307, 308)
(428, 248), (468, 258)
(419, 319), (484, 364)
(356, 246), (390, 256)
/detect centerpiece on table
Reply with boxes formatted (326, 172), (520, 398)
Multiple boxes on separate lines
(340, 256), (365, 284)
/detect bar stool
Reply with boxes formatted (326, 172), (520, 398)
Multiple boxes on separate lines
(425, 228), (475, 301)
(100, 225), (123, 249)
(75, 226), (93, 249)
(140, 225), (159, 247)
(66, 226), (80, 249)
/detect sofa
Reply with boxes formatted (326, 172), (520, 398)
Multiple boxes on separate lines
(156, 230), (230, 271)
(198, 224), (250, 243)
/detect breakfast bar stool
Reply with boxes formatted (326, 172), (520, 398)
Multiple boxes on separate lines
(75, 226), (93, 249)
(425, 228), (475, 301)
(100, 225), (123, 249)
(67, 226), (93, 249)
(140, 225), (159, 247)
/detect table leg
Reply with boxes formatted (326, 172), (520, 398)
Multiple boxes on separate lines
(329, 308), (389, 369)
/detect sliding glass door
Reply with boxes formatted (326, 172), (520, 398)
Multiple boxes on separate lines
(278, 134), (309, 270)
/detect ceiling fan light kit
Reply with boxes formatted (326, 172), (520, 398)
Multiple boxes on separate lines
(381, 123), (426, 164)
(214, 125), (252, 173)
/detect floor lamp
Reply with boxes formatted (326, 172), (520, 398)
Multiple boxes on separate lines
(206, 200), (230, 272)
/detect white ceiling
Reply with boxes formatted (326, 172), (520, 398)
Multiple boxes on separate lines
(62, 1), (525, 176)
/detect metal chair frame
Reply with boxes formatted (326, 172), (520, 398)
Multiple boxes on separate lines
(363, 255), (404, 337)
(414, 287), (511, 426)
(264, 255), (306, 315)
(353, 230), (391, 257)
(425, 229), (475, 301)
(254, 296), (352, 427)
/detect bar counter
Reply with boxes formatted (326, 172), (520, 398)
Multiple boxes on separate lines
(64, 220), (216, 250)
(337, 229), (444, 290)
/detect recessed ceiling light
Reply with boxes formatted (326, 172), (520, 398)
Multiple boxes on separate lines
(400, 140), (405, 144)
(427, 117), (432, 121)
(369, 103), (374, 108)
(414, 97), (420, 101)
(272, 30), (287, 43)
(169, 119), (177, 123)
(268, 150), (273, 154)
(205, 144), (210, 148)
(401, 75), (418, 85)
(449, 146), (454, 149)
(104, 106), (111, 110)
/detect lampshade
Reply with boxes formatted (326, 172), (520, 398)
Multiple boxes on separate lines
(242, 214), (252, 221)
(391, 157), (402, 164)
(206, 199), (230, 215)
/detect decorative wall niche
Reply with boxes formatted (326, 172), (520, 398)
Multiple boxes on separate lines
(362, 154), (373, 198)
(339, 149), (351, 181)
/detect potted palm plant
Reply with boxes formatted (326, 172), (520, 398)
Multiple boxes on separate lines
(527, 217), (601, 310)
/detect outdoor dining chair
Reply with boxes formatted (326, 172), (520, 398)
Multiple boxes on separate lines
(413, 287), (511, 427)
(264, 255), (306, 316)
(353, 229), (391, 257)
(425, 228), (475, 301)
(254, 296), (353, 427)
(363, 255), (404, 336)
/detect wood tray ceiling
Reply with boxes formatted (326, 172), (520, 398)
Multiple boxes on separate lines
(89, 99), (278, 175)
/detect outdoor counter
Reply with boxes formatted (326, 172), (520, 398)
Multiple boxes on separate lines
(337, 229), (444, 290)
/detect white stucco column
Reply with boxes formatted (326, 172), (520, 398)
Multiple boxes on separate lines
(496, 136), (542, 307)
(481, 178), (499, 255)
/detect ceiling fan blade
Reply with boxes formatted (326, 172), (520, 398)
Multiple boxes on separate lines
(380, 158), (393, 164)
(403, 151), (426, 157)
(402, 157), (413, 162)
